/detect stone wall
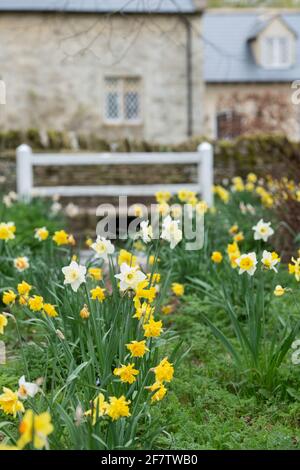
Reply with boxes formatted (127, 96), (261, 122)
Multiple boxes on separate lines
(0, 12), (203, 144)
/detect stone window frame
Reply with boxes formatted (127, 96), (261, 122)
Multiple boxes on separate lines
(103, 76), (143, 126)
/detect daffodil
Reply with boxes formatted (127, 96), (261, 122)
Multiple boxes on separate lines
(14, 257), (29, 272)
(62, 261), (86, 292)
(171, 283), (184, 297)
(211, 251), (223, 264)
(80, 304), (90, 319)
(17, 410), (53, 449)
(139, 220), (153, 243)
(274, 285), (285, 297)
(91, 236), (115, 261)
(126, 340), (149, 358)
(143, 317), (163, 338)
(85, 393), (109, 424)
(195, 201), (208, 216)
(155, 191), (171, 204)
(18, 376), (39, 400)
(261, 250), (280, 272)
(17, 281), (32, 297)
(289, 257), (300, 281)
(90, 286), (106, 302)
(236, 252), (257, 276)
(43, 303), (58, 318)
(34, 227), (49, 241)
(115, 263), (146, 291)
(153, 357), (174, 383)
(52, 230), (69, 246)
(107, 396), (131, 421)
(113, 363), (139, 384)
(3, 290), (16, 305)
(88, 267), (103, 281)
(161, 216), (182, 249)
(146, 382), (167, 402)
(28, 295), (44, 312)
(0, 314), (8, 334)
(0, 387), (24, 417)
(133, 302), (154, 321)
(252, 219), (274, 242)
(0, 222), (15, 241)
(118, 249), (137, 267)
(161, 305), (173, 315)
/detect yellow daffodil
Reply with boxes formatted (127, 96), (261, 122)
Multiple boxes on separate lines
(118, 249), (137, 267)
(0, 222), (16, 241)
(133, 302), (154, 321)
(153, 357), (174, 383)
(161, 305), (173, 315)
(0, 314), (8, 334)
(126, 340), (149, 358)
(171, 283), (184, 297)
(28, 295), (44, 312)
(34, 227), (49, 242)
(88, 267), (103, 281)
(17, 281), (32, 297)
(52, 230), (69, 246)
(274, 285), (285, 297)
(90, 286), (106, 302)
(107, 396), (131, 421)
(3, 290), (16, 306)
(113, 363), (139, 384)
(233, 232), (244, 243)
(143, 317), (163, 338)
(17, 409), (53, 449)
(0, 387), (24, 417)
(155, 191), (171, 204)
(43, 303), (58, 318)
(211, 251), (223, 264)
(85, 393), (109, 425)
(146, 382), (167, 402)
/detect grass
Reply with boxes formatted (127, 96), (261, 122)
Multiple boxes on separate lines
(154, 295), (300, 450)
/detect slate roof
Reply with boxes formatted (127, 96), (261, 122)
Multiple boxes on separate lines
(204, 11), (300, 83)
(0, 0), (198, 14)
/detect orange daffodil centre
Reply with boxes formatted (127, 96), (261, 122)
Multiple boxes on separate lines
(236, 252), (257, 276)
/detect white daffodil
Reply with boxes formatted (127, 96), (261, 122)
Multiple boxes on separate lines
(236, 252), (257, 276)
(140, 220), (153, 244)
(65, 202), (80, 218)
(161, 215), (182, 249)
(18, 376), (39, 400)
(91, 236), (115, 261)
(261, 250), (280, 273)
(115, 263), (146, 291)
(252, 219), (274, 242)
(14, 257), (29, 272)
(62, 261), (86, 292)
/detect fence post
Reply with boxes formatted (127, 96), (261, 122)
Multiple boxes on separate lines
(197, 142), (213, 206)
(16, 144), (33, 200)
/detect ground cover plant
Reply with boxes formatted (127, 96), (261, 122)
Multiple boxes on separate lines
(1, 172), (300, 450)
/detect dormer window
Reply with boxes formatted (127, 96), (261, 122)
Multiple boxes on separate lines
(262, 36), (292, 69)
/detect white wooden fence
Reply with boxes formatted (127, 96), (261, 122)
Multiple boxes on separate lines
(16, 142), (214, 206)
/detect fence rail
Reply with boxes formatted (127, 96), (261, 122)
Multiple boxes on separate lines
(16, 142), (214, 205)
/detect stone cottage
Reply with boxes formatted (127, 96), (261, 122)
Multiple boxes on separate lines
(0, 0), (205, 144)
(203, 10), (300, 141)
